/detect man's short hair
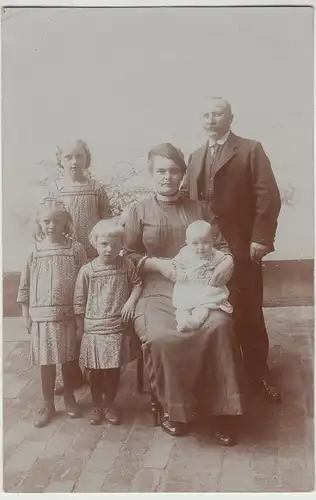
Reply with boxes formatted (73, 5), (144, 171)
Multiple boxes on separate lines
(202, 96), (232, 115)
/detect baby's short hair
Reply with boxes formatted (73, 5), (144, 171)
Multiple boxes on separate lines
(89, 218), (124, 249)
(186, 220), (213, 240)
(34, 197), (73, 241)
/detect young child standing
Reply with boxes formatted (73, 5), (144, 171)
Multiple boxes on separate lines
(49, 139), (113, 392)
(17, 198), (87, 427)
(74, 219), (142, 425)
(172, 220), (233, 332)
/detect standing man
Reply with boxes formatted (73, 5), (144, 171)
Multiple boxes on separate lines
(181, 97), (282, 403)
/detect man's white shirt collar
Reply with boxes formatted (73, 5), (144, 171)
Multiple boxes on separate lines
(209, 130), (231, 147)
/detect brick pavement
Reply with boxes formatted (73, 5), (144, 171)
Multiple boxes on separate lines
(2, 307), (314, 492)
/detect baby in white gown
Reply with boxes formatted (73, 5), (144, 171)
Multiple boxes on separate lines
(172, 220), (233, 332)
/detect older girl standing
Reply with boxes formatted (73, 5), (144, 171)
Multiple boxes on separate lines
(50, 139), (113, 260)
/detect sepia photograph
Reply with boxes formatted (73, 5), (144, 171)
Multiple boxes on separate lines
(2, 5), (314, 493)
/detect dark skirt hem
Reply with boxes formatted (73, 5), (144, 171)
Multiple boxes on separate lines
(134, 280), (248, 423)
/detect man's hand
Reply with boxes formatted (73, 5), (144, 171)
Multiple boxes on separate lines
(250, 242), (269, 263)
(23, 315), (32, 334)
(210, 255), (234, 286)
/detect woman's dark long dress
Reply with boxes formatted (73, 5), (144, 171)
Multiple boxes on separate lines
(124, 194), (246, 423)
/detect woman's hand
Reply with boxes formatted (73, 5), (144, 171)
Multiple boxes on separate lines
(155, 259), (176, 282)
(210, 255), (234, 286)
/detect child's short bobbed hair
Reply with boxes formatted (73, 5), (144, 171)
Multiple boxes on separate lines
(56, 139), (92, 171)
(34, 197), (73, 241)
(89, 218), (124, 249)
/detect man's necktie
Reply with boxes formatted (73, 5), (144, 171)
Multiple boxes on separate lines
(207, 142), (219, 202)
(210, 142), (219, 158)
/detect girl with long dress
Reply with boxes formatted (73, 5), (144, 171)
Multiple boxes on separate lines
(74, 219), (142, 426)
(17, 198), (87, 427)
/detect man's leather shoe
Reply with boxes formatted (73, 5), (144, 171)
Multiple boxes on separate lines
(214, 429), (236, 447)
(260, 376), (282, 404)
(160, 413), (188, 436)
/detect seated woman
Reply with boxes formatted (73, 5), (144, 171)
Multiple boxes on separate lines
(123, 143), (247, 446)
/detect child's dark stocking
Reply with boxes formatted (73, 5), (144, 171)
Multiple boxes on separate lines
(104, 368), (121, 403)
(61, 362), (82, 418)
(103, 368), (121, 425)
(73, 333), (85, 387)
(53, 338), (84, 396)
(89, 369), (106, 425)
(34, 364), (56, 428)
(41, 364), (56, 402)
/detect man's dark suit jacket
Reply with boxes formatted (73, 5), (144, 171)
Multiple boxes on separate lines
(180, 132), (281, 259)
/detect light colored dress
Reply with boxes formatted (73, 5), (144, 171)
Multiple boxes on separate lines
(17, 239), (87, 365)
(74, 255), (142, 369)
(172, 246), (233, 314)
(49, 177), (112, 260)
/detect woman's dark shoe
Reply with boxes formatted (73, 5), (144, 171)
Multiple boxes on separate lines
(63, 393), (82, 418)
(89, 407), (104, 425)
(214, 429), (236, 447)
(260, 376), (282, 404)
(34, 403), (56, 428)
(160, 412), (188, 437)
(104, 407), (121, 425)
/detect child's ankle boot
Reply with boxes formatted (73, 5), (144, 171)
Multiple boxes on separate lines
(34, 401), (56, 428)
(89, 407), (104, 425)
(63, 392), (82, 418)
(104, 406), (121, 425)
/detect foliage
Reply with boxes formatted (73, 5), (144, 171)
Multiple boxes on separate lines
(11, 157), (295, 232)
(90, 159), (154, 216)
(11, 158), (155, 229)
